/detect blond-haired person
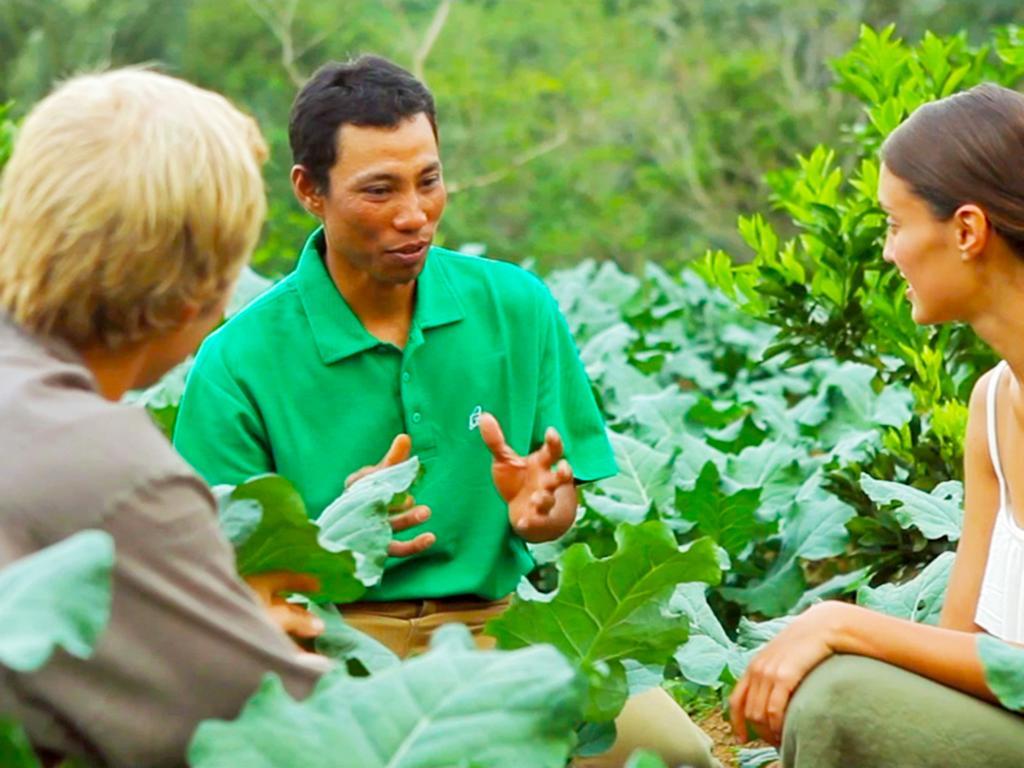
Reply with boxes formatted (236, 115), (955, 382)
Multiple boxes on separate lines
(0, 70), (328, 767)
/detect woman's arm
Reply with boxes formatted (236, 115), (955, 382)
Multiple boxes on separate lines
(729, 601), (997, 746)
(731, 367), (1005, 745)
(826, 602), (993, 699)
(940, 368), (1001, 630)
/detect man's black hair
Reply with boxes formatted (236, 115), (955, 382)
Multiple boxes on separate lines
(289, 55), (437, 192)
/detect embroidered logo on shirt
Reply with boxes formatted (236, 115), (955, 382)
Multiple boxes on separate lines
(468, 405), (483, 430)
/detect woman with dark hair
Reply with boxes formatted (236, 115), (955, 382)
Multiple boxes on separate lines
(729, 82), (1024, 767)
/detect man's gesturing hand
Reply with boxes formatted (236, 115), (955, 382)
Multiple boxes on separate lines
(478, 412), (577, 543)
(345, 433), (435, 558)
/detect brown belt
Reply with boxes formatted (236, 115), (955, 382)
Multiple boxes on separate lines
(341, 594), (511, 618)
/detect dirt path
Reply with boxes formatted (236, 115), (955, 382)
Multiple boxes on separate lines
(695, 709), (778, 768)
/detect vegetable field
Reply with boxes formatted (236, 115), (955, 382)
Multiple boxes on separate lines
(5, 23), (1024, 768)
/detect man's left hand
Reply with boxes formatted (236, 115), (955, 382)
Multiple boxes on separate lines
(478, 412), (577, 543)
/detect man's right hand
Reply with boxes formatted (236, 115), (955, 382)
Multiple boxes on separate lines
(346, 433), (436, 558)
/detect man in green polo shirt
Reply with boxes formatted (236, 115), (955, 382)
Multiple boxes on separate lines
(174, 55), (719, 768)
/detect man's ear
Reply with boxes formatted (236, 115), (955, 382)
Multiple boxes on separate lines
(954, 203), (989, 260)
(291, 165), (325, 217)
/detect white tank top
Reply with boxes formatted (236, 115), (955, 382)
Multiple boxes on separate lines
(975, 361), (1024, 643)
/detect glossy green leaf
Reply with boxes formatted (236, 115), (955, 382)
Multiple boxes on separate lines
(671, 584), (749, 687)
(222, 460), (419, 598)
(722, 476), (855, 616)
(486, 522), (721, 721)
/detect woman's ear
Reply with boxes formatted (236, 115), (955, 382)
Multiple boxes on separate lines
(291, 165), (324, 218)
(954, 204), (989, 261)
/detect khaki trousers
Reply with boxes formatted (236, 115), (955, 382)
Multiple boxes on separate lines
(342, 598), (719, 768)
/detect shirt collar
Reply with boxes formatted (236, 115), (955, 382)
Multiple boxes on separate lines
(294, 227), (465, 365)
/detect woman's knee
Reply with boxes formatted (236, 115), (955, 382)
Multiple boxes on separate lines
(782, 655), (880, 760)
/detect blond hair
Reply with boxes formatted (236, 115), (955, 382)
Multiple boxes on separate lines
(0, 68), (268, 349)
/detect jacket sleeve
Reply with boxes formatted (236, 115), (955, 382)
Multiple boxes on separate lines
(12, 473), (328, 768)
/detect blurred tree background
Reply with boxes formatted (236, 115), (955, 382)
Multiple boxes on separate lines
(2, 0), (1022, 275)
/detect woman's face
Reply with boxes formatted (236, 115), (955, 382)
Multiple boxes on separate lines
(878, 163), (978, 325)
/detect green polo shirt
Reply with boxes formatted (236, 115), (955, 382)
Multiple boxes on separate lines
(173, 228), (616, 600)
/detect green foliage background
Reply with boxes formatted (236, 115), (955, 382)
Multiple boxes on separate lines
(5, 5), (1024, 765)
(3, 0), (1024, 275)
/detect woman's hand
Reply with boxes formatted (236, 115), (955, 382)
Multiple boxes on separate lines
(730, 601), (849, 746)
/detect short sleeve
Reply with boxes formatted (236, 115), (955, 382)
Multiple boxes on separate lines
(173, 343), (273, 486)
(532, 292), (617, 483)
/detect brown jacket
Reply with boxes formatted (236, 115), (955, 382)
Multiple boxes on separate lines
(0, 318), (325, 767)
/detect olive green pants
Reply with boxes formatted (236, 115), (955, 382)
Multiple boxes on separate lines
(783, 655), (1024, 768)
(342, 598), (720, 768)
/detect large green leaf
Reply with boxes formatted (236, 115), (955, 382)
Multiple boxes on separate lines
(978, 634), (1024, 712)
(675, 462), (772, 557)
(582, 432), (674, 525)
(724, 441), (813, 521)
(792, 566), (873, 613)
(317, 458), (420, 584)
(486, 522), (721, 721)
(188, 627), (585, 768)
(0, 532), (114, 768)
(0, 530), (114, 672)
(222, 476), (365, 603)
(859, 475), (963, 541)
(547, 261), (632, 341)
(618, 388), (700, 445)
(305, 601), (400, 675)
(722, 476), (855, 616)
(671, 585), (748, 687)
(796, 363), (913, 459)
(221, 460), (420, 597)
(671, 433), (728, 489)
(857, 551), (954, 624)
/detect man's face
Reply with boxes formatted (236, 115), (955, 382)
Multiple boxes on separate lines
(310, 112), (446, 285)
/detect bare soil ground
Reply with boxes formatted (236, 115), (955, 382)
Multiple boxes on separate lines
(695, 708), (778, 768)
